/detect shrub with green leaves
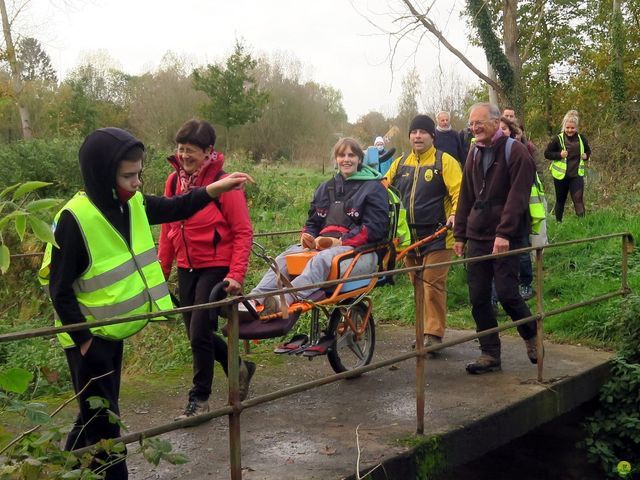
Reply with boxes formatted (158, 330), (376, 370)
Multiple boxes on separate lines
(0, 367), (188, 478)
(582, 295), (640, 479)
(0, 182), (61, 274)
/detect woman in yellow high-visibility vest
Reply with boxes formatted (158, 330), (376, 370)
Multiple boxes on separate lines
(544, 110), (592, 222)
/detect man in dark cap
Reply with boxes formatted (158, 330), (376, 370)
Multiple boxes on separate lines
(385, 114), (462, 351)
(39, 127), (252, 479)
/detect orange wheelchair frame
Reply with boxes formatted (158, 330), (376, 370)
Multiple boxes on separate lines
(223, 226), (448, 374)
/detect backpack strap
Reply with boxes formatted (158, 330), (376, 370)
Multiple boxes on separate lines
(327, 177), (336, 203)
(504, 137), (515, 165)
(434, 149), (444, 172)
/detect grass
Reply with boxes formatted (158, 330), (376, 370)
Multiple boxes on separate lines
(1, 160), (638, 402)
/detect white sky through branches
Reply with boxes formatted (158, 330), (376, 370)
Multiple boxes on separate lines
(20, 0), (485, 121)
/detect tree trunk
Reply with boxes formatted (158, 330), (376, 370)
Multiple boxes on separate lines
(540, 13), (554, 136)
(487, 61), (500, 106)
(611, 0), (626, 122)
(503, 0), (523, 115)
(0, 0), (33, 139)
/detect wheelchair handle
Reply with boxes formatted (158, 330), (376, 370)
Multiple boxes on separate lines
(209, 280), (259, 319)
(209, 280), (230, 303)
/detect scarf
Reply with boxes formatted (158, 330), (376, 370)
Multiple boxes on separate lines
(178, 152), (218, 192)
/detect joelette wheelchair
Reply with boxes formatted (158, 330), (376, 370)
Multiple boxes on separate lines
(219, 227), (448, 375)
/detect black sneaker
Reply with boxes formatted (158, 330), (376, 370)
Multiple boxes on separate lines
(174, 399), (209, 421)
(239, 360), (256, 401)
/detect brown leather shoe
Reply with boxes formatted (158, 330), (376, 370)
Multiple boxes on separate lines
(524, 336), (542, 364)
(465, 354), (501, 374)
(425, 334), (442, 348)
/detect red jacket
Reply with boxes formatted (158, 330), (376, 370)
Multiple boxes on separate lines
(158, 153), (253, 284)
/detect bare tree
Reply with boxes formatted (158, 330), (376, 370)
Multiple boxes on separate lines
(370, 0), (546, 116)
(419, 65), (473, 126)
(0, 0), (32, 139)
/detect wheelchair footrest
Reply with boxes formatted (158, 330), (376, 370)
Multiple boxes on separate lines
(274, 334), (309, 354)
(301, 335), (335, 357)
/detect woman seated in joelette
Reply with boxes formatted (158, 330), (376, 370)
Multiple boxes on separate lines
(247, 137), (389, 315)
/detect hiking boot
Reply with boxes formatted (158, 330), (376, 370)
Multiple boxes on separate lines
(524, 336), (541, 364)
(520, 285), (534, 301)
(261, 296), (281, 316)
(239, 360), (256, 401)
(465, 354), (501, 374)
(411, 334), (428, 350)
(174, 399), (209, 421)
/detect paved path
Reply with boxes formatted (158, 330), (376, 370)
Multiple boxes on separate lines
(125, 326), (611, 480)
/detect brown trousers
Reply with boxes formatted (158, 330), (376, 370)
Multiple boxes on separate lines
(405, 249), (453, 338)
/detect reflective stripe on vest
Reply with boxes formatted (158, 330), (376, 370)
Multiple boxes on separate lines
(39, 191), (174, 348)
(549, 133), (585, 180)
(529, 173), (546, 235)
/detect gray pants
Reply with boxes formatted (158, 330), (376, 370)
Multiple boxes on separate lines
(251, 244), (353, 305)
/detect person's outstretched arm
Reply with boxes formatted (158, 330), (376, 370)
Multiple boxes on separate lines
(146, 172), (254, 225)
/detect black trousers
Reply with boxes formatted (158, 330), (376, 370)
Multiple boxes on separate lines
(64, 338), (128, 479)
(553, 175), (585, 221)
(519, 233), (533, 287)
(178, 267), (230, 402)
(466, 240), (537, 355)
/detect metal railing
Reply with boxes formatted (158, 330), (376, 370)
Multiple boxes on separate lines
(1, 232), (635, 479)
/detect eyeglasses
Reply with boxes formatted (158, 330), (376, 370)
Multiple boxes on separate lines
(468, 120), (489, 128)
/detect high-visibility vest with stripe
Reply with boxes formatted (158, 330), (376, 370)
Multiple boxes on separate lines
(529, 174), (546, 235)
(39, 191), (173, 348)
(549, 133), (586, 180)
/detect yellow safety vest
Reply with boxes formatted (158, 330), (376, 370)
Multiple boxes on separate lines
(529, 174), (546, 235)
(549, 133), (586, 180)
(39, 192), (173, 348)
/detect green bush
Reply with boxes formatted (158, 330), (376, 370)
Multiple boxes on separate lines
(582, 295), (640, 479)
(0, 139), (83, 198)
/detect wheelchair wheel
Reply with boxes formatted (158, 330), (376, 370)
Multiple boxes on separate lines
(327, 301), (375, 375)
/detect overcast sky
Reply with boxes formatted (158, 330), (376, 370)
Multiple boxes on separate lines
(19, 0), (485, 122)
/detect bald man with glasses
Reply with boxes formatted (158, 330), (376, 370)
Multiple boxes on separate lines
(453, 103), (540, 375)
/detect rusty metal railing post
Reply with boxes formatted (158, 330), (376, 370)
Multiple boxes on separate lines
(227, 303), (242, 480)
(622, 235), (631, 293)
(414, 265), (426, 435)
(535, 247), (545, 382)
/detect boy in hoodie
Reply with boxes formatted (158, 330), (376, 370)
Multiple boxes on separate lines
(248, 137), (389, 314)
(39, 127), (252, 479)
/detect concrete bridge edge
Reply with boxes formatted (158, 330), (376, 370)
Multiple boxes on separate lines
(347, 360), (612, 480)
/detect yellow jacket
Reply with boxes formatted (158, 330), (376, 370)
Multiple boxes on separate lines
(386, 146), (462, 249)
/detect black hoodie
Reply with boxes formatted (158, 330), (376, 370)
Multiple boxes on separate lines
(49, 128), (214, 346)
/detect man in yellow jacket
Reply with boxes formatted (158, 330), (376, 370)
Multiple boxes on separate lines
(386, 115), (462, 350)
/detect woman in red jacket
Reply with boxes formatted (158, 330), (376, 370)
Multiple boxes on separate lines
(159, 119), (255, 419)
